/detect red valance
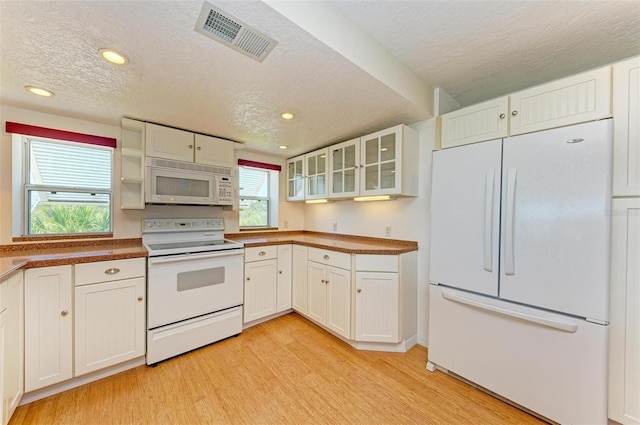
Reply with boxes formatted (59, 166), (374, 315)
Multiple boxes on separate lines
(238, 159), (282, 172)
(5, 122), (117, 148)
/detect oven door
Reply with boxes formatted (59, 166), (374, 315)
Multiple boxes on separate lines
(147, 249), (244, 329)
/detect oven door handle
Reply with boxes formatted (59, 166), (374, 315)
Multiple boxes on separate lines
(148, 250), (244, 265)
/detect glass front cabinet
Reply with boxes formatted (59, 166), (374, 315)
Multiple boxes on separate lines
(305, 148), (329, 200)
(329, 138), (360, 199)
(286, 155), (305, 201)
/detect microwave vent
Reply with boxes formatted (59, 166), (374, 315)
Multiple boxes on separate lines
(148, 157), (232, 176)
(194, 2), (277, 63)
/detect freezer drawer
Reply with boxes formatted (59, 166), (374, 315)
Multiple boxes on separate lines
(428, 285), (608, 424)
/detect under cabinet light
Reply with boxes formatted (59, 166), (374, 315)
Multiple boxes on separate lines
(353, 195), (394, 202)
(305, 199), (329, 204)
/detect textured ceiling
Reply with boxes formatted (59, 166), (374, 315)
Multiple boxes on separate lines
(1, 1), (639, 158)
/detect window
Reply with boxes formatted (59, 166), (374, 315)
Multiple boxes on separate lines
(22, 138), (113, 235)
(239, 166), (271, 228)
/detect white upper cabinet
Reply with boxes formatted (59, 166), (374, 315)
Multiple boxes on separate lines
(440, 65), (613, 148)
(613, 56), (640, 197)
(305, 148), (329, 200)
(120, 118), (146, 210)
(329, 138), (360, 199)
(286, 155), (305, 202)
(194, 134), (235, 168)
(440, 97), (509, 149)
(509, 66), (612, 136)
(146, 123), (236, 166)
(360, 124), (419, 197)
(145, 123), (194, 162)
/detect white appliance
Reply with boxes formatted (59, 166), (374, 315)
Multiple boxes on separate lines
(145, 157), (234, 206)
(428, 119), (612, 424)
(143, 218), (244, 365)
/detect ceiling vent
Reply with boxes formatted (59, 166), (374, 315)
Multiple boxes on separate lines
(194, 2), (278, 63)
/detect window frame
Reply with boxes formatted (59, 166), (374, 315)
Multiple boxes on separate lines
(20, 136), (114, 236)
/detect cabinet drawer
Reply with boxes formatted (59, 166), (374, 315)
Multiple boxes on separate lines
(245, 245), (278, 262)
(75, 257), (145, 286)
(355, 255), (398, 272)
(308, 247), (351, 270)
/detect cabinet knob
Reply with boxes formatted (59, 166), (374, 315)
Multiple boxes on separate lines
(259, 251), (266, 256)
(246, 277), (251, 281)
(279, 270), (283, 274)
(499, 113), (506, 119)
(321, 279), (325, 283)
(511, 110), (518, 116)
(138, 296), (144, 302)
(197, 146), (201, 150)
(357, 288), (362, 293)
(61, 310), (69, 316)
(323, 255), (329, 260)
(188, 144), (193, 149)
(104, 268), (120, 275)
(325, 280), (329, 285)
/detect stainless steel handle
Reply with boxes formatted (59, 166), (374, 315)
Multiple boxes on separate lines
(138, 296), (144, 302)
(259, 251), (266, 256)
(104, 268), (120, 275)
(357, 288), (362, 293)
(148, 250), (244, 265)
(61, 310), (68, 317)
(323, 255), (329, 260)
(188, 144), (193, 149)
(511, 110), (518, 116)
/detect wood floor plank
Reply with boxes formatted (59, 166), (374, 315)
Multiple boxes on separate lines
(11, 313), (545, 425)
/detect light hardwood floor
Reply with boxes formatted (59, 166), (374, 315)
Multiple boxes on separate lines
(11, 313), (544, 424)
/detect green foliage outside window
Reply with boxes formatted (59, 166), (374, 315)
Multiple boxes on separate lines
(239, 199), (268, 227)
(30, 204), (110, 234)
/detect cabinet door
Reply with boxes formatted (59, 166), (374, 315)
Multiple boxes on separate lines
(440, 96), (508, 148)
(329, 138), (360, 198)
(509, 66), (612, 136)
(286, 156), (305, 201)
(609, 198), (640, 425)
(277, 245), (292, 312)
(2, 273), (23, 424)
(360, 126), (400, 196)
(244, 259), (278, 323)
(291, 245), (308, 314)
(305, 149), (329, 199)
(326, 266), (351, 338)
(74, 277), (146, 376)
(355, 272), (399, 343)
(613, 56), (640, 197)
(145, 123), (194, 162)
(24, 266), (73, 392)
(307, 261), (327, 324)
(195, 134), (235, 168)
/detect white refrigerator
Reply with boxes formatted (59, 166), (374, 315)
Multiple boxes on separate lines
(428, 119), (612, 424)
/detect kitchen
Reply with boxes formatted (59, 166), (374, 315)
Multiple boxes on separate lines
(1, 1), (639, 424)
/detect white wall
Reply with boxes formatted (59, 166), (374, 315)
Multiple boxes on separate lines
(302, 118), (436, 345)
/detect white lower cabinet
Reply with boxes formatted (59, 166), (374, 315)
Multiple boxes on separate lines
(74, 259), (146, 376)
(24, 265), (73, 392)
(307, 248), (351, 338)
(277, 245), (292, 312)
(291, 245), (308, 314)
(244, 246), (278, 323)
(355, 272), (399, 343)
(609, 198), (640, 425)
(1, 272), (24, 425)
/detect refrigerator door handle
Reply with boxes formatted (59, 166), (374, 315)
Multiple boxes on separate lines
(504, 168), (517, 275)
(441, 290), (579, 333)
(483, 170), (495, 272)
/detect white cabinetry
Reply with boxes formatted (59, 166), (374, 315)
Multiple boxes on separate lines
(277, 245), (292, 312)
(146, 123), (235, 166)
(613, 56), (640, 197)
(440, 66), (613, 148)
(307, 248), (351, 338)
(286, 155), (305, 201)
(120, 118), (146, 210)
(609, 198), (640, 425)
(359, 124), (419, 197)
(291, 245), (308, 313)
(74, 258), (146, 376)
(24, 265), (73, 392)
(305, 148), (329, 200)
(244, 246), (278, 323)
(1, 272), (23, 425)
(329, 138), (360, 198)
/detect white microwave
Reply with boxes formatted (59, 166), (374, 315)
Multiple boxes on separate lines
(145, 157), (234, 206)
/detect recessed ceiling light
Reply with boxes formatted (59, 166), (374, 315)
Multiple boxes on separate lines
(281, 112), (294, 120)
(99, 48), (129, 66)
(278, 145), (288, 150)
(25, 86), (55, 97)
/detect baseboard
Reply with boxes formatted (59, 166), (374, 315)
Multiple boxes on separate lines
(417, 334), (428, 348)
(243, 309), (293, 329)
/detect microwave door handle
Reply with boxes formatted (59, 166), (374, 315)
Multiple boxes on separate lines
(148, 250), (243, 265)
